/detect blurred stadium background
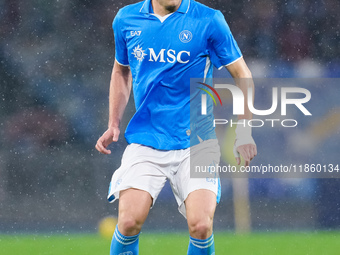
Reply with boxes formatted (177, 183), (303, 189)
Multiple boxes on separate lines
(1, 0), (340, 246)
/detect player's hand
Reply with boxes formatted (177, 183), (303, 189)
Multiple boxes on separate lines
(95, 127), (120, 155)
(234, 143), (257, 167)
(233, 121), (257, 166)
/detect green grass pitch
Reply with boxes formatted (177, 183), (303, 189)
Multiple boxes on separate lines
(1, 232), (339, 255)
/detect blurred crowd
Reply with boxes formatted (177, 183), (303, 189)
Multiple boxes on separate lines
(221, 0), (340, 62)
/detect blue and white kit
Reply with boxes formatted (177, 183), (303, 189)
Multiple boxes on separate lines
(108, 0), (243, 215)
(113, 0), (242, 150)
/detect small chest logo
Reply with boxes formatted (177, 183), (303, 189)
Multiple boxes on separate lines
(132, 45), (147, 62)
(130, 31), (142, 36)
(179, 30), (192, 43)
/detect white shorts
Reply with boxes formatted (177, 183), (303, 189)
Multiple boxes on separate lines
(107, 139), (221, 218)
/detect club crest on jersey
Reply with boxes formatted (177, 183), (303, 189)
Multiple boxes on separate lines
(132, 45), (147, 62)
(179, 30), (192, 43)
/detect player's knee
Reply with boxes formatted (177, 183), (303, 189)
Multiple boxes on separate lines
(188, 218), (213, 239)
(118, 216), (143, 236)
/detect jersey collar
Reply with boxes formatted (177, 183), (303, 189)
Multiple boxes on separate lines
(177, 0), (191, 14)
(140, 0), (191, 14)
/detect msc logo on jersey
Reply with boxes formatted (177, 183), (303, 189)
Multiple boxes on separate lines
(132, 45), (190, 64)
(179, 30), (192, 43)
(149, 48), (190, 64)
(132, 45), (147, 62)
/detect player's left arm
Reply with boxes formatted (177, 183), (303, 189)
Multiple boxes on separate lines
(226, 57), (257, 166)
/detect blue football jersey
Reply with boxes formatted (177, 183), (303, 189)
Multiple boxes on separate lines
(113, 0), (242, 150)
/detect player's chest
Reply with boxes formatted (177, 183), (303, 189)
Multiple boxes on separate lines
(124, 16), (208, 64)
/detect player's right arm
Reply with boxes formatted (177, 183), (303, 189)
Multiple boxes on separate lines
(95, 61), (131, 155)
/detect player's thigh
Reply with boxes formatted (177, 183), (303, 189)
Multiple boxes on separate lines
(185, 189), (216, 238)
(171, 139), (220, 217)
(118, 188), (152, 232)
(185, 189), (217, 224)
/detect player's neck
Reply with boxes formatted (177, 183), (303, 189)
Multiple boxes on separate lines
(152, 0), (182, 16)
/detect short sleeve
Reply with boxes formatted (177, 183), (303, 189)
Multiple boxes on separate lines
(208, 11), (242, 69)
(112, 10), (129, 66)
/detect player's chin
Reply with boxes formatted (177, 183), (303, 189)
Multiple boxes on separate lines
(165, 5), (178, 12)
(164, 0), (181, 11)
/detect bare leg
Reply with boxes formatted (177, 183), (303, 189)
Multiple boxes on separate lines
(117, 188), (153, 236)
(185, 189), (217, 239)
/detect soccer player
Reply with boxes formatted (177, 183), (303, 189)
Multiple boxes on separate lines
(95, 0), (257, 254)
